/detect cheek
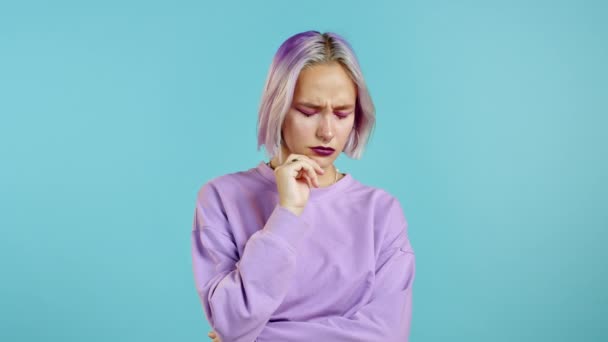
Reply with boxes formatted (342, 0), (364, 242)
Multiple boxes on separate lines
(289, 114), (316, 131)
(339, 118), (356, 136)
(282, 114), (309, 141)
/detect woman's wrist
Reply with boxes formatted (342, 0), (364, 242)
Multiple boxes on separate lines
(280, 204), (304, 216)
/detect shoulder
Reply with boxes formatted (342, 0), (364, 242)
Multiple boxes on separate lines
(373, 187), (406, 226)
(347, 179), (408, 233)
(346, 178), (403, 211)
(195, 166), (266, 204)
(193, 168), (265, 230)
(354, 183), (411, 253)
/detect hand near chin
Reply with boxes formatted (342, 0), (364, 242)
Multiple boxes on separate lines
(273, 153), (325, 216)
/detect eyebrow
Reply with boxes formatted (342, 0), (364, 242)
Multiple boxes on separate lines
(295, 102), (355, 111)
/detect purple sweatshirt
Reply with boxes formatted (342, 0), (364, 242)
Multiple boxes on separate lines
(191, 161), (416, 341)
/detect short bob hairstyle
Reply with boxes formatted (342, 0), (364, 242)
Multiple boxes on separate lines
(256, 30), (376, 162)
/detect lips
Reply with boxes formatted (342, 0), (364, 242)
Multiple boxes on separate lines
(311, 146), (335, 152)
(310, 147), (335, 157)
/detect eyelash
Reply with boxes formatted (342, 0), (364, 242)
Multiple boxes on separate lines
(298, 109), (350, 119)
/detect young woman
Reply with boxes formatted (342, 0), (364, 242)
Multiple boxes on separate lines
(192, 30), (416, 342)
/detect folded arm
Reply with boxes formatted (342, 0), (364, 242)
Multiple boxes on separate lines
(257, 196), (415, 341)
(257, 234), (415, 342)
(192, 183), (312, 342)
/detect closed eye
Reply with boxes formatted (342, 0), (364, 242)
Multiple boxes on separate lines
(297, 108), (317, 116)
(335, 112), (352, 119)
(298, 108), (351, 120)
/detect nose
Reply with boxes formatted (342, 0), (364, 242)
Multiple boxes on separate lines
(316, 113), (334, 142)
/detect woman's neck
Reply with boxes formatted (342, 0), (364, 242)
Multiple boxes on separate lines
(267, 159), (342, 187)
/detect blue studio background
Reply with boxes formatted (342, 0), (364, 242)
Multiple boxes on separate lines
(1, 0), (606, 341)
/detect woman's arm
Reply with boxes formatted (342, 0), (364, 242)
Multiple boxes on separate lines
(258, 234), (415, 341)
(192, 182), (312, 342)
(257, 197), (416, 342)
(207, 235), (415, 342)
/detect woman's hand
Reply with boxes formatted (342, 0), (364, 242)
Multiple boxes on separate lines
(273, 154), (325, 216)
(208, 330), (221, 342)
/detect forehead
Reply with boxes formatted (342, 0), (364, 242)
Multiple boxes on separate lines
(293, 62), (356, 103)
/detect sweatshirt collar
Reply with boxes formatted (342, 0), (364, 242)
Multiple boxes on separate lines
(254, 161), (354, 201)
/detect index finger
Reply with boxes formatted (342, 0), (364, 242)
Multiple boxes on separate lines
(297, 155), (325, 174)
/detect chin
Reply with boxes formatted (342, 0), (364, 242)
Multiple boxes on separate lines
(311, 155), (336, 164)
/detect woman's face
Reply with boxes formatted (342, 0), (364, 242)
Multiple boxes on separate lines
(280, 62), (357, 169)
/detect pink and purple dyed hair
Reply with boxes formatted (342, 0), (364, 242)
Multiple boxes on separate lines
(256, 30), (376, 162)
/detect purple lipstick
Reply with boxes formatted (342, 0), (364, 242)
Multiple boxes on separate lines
(310, 146), (335, 157)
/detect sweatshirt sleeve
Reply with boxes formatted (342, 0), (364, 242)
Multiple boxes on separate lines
(191, 182), (312, 342)
(256, 196), (416, 342)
